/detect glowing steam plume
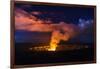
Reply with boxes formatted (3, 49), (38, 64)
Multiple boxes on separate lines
(48, 30), (61, 51)
(48, 23), (79, 51)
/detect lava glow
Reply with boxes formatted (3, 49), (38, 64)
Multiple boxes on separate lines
(48, 47), (56, 51)
(48, 30), (61, 51)
(48, 42), (57, 51)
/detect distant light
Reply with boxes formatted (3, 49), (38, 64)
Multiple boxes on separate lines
(78, 23), (85, 28)
(29, 48), (33, 50)
(78, 18), (93, 30)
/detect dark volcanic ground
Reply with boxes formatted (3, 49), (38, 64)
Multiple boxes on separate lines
(15, 43), (95, 65)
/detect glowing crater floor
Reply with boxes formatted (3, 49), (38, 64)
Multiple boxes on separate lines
(29, 45), (89, 52)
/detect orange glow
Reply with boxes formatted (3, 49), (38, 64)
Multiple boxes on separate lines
(48, 30), (61, 51)
(48, 44), (57, 51)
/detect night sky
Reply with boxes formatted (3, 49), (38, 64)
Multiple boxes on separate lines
(15, 3), (95, 44)
(15, 3), (94, 24)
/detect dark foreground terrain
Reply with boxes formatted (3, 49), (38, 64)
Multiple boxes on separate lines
(15, 43), (95, 65)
